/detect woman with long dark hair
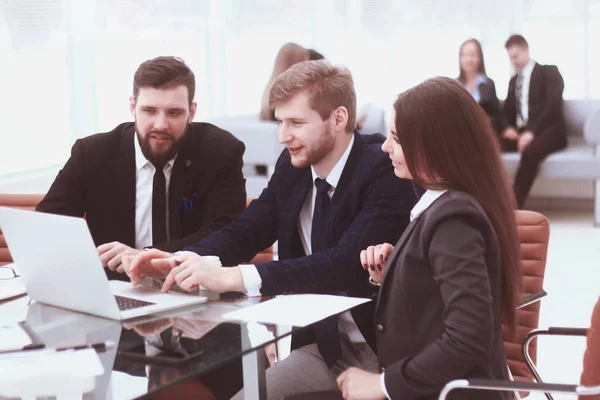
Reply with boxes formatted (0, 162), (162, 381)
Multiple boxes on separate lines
(336, 77), (521, 400)
(458, 38), (503, 134)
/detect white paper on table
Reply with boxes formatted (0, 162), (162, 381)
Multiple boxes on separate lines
(222, 294), (371, 327)
(0, 348), (104, 383)
(0, 323), (32, 352)
(0, 263), (26, 301)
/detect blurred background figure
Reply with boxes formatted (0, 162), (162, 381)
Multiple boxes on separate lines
(259, 42), (324, 121)
(457, 38), (503, 134)
(500, 34), (566, 209)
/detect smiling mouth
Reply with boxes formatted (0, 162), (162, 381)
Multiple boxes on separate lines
(288, 146), (303, 155)
(151, 134), (173, 142)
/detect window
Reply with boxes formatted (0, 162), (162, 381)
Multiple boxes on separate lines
(1, 0), (597, 179)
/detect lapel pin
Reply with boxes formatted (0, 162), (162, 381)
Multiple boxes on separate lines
(185, 160), (192, 167)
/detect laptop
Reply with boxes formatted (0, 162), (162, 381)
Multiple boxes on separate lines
(0, 207), (207, 320)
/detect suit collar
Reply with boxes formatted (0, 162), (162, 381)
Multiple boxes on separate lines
(332, 132), (364, 204)
(115, 126), (136, 247)
(410, 190), (447, 221)
(168, 131), (201, 240)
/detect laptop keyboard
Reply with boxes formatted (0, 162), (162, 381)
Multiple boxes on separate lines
(115, 295), (156, 311)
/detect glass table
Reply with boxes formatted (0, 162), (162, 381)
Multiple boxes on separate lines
(0, 293), (301, 399)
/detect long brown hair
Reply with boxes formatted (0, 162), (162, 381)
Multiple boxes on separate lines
(393, 77), (521, 332)
(458, 38), (487, 84)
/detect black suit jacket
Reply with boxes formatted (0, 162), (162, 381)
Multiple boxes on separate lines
(37, 122), (246, 278)
(478, 78), (503, 134)
(376, 191), (508, 400)
(184, 132), (418, 351)
(503, 63), (566, 137)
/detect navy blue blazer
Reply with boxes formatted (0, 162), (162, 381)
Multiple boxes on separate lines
(184, 132), (417, 350)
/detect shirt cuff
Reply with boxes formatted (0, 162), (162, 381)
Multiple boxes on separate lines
(239, 264), (262, 297)
(380, 373), (391, 399)
(369, 276), (381, 286)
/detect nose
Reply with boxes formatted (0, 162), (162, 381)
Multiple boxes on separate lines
(278, 124), (293, 144)
(153, 112), (169, 132)
(381, 135), (392, 154)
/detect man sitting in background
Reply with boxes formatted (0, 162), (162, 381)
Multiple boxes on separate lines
(37, 56), (246, 280)
(500, 34), (567, 208)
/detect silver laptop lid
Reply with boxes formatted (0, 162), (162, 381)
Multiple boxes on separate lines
(0, 207), (121, 319)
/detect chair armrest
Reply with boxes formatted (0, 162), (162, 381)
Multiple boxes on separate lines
(439, 379), (585, 400)
(547, 327), (588, 336)
(517, 289), (547, 309)
(522, 326), (589, 396)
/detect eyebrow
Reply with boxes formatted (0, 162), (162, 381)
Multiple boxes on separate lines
(140, 106), (186, 112)
(275, 117), (306, 122)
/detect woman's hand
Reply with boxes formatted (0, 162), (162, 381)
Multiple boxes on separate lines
(359, 243), (394, 285)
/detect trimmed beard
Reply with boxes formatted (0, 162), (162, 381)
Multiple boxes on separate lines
(136, 122), (189, 166)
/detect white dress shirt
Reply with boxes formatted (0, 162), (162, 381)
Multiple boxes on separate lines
(380, 188), (448, 399)
(516, 59), (536, 128)
(239, 135), (366, 343)
(133, 135), (176, 249)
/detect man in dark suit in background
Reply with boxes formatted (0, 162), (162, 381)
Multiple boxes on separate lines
(500, 34), (567, 208)
(124, 60), (417, 399)
(36, 56), (246, 281)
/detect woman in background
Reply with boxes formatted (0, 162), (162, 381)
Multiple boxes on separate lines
(259, 43), (324, 121)
(336, 77), (521, 400)
(458, 38), (503, 134)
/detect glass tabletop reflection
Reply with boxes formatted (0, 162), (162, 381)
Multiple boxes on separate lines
(0, 293), (299, 400)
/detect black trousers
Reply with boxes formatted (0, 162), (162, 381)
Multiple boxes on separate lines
(500, 126), (566, 208)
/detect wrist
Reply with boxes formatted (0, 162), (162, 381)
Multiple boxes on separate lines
(223, 267), (246, 293)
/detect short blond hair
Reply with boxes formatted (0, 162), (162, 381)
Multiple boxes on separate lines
(269, 60), (357, 132)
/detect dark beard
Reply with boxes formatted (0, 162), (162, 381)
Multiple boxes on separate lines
(136, 123), (189, 166)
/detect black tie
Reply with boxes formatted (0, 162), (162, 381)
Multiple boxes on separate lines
(515, 72), (524, 121)
(311, 178), (342, 368)
(311, 178), (332, 253)
(152, 163), (167, 246)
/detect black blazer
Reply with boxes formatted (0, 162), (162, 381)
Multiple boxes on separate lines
(478, 78), (503, 135)
(503, 63), (566, 138)
(184, 132), (418, 351)
(37, 122), (246, 265)
(376, 191), (509, 400)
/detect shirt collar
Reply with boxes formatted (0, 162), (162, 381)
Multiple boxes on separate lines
(310, 134), (355, 189)
(519, 59), (536, 77)
(410, 189), (447, 221)
(133, 133), (176, 172)
(475, 74), (488, 85)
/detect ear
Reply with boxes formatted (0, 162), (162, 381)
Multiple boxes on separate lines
(188, 102), (197, 123)
(333, 106), (349, 132)
(129, 96), (136, 119)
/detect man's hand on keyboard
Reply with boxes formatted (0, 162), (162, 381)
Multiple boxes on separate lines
(122, 249), (173, 286)
(161, 253), (245, 294)
(97, 242), (142, 273)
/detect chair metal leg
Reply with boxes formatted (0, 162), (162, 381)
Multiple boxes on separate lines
(506, 365), (522, 400)
(523, 330), (554, 400)
(522, 327), (588, 400)
(241, 323), (267, 400)
(594, 180), (600, 227)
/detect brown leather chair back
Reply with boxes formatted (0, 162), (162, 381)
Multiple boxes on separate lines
(244, 197), (274, 264)
(580, 296), (600, 400)
(503, 210), (550, 384)
(0, 194), (45, 266)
